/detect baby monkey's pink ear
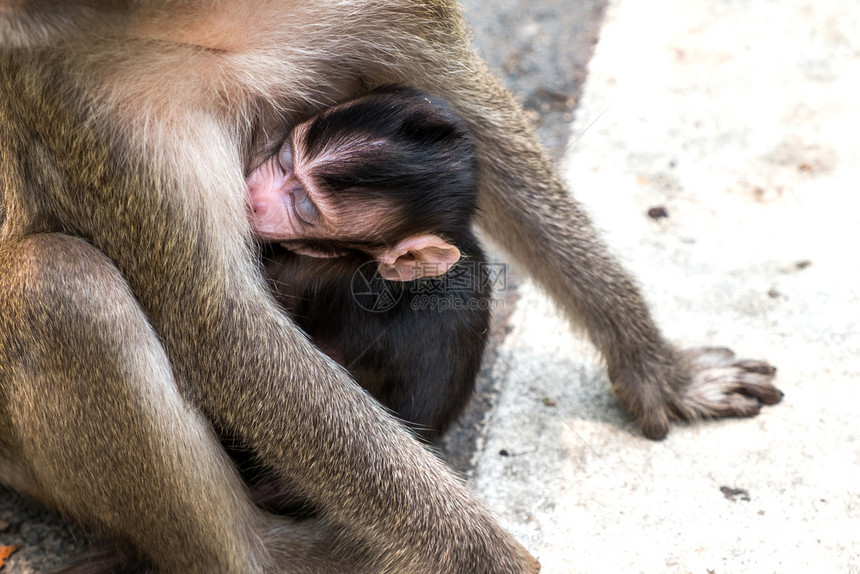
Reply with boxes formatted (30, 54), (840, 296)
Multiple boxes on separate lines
(374, 235), (461, 282)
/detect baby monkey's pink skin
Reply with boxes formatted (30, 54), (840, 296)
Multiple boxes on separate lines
(246, 154), (291, 240)
(245, 131), (462, 281)
(247, 137), (319, 244)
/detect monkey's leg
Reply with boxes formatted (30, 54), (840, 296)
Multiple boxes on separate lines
(179, 292), (538, 574)
(0, 234), (347, 574)
(416, 57), (781, 439)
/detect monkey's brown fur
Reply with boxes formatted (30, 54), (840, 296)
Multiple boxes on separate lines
(0, 2), (780, 572)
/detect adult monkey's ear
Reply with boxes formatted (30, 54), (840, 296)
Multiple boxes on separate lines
(374, 235), (461, 282)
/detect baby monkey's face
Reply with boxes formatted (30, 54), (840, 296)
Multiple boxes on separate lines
(246, 123), (384, 259)
(247, 124), (326, 243)
(247, 87), (477, 280)
(246, 116), (463, 281)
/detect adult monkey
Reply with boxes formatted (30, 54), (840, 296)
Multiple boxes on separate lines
(0, 1), (781, 573)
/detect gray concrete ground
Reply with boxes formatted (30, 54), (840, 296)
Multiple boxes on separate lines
(2, 0), (858, 572)
(468, 1), (860, 573)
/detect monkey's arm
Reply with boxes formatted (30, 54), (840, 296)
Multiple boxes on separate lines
(424, 60), (781, 439)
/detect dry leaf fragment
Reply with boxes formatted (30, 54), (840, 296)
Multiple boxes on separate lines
(0, 545), (22, 569)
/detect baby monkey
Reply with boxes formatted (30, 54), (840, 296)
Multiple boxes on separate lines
(248, 86), (490, 440)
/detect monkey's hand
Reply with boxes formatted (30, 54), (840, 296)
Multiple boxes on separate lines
(611, 347), (782, 440)
(674, 345), (782, 417)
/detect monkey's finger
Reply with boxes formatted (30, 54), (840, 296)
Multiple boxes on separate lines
(732, 375), (784, 405)
(732, 358), (778, 377)
(711, 392), (763, 419)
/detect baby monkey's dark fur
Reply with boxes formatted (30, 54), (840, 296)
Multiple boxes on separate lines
(264, 87), (489, 440)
